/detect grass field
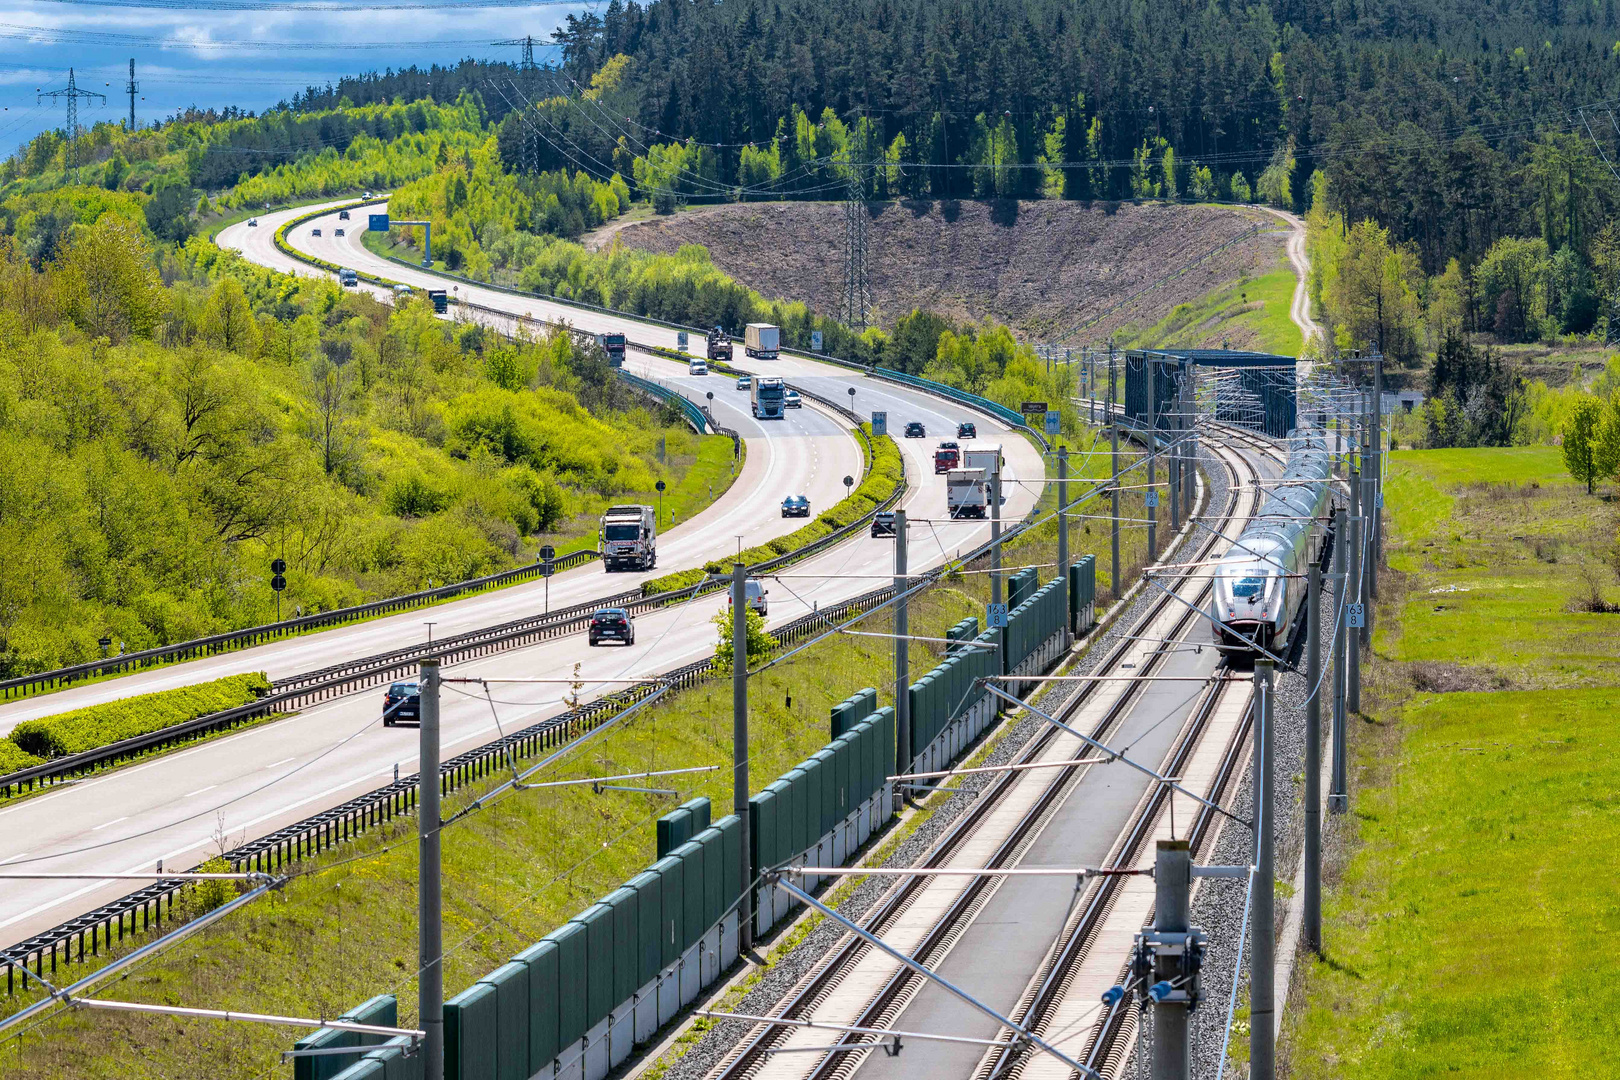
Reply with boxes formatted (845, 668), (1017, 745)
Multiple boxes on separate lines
(1115, 253), (1304, 358)
(1284, 446), (1620, 1078)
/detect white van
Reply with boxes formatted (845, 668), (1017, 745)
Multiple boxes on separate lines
(728, 578), (769, 617)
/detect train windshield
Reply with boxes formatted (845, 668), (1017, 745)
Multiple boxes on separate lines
(1232, 576), (1266, 598)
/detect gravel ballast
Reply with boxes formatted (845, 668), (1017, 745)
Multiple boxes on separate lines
(662, 449), (1236, 1080)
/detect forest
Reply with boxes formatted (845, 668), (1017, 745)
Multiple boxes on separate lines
(0, 183), (716, 678)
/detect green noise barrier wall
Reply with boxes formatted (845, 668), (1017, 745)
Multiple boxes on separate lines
(323, 576), (1082, 1080)
(1069, 555), (1097, 635)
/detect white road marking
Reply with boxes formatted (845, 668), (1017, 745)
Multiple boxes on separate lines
(90, 817), (129, 831)
(183, 785), (217, 798)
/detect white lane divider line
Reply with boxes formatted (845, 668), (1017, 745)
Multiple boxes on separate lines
(0, 852), (30, 864)
(91, 816), (129, 832)
(263, 757), (295, 770)
(183, 785), (218, 799)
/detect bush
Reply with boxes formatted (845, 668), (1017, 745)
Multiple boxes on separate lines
(640, 428), (903, 596)
(0, 739), (44, 775)
(9, 672), (272, 759)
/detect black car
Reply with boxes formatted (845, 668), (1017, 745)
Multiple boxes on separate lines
(904, 421), (926, 438)
(383, 681), (420, 726)
(338, 209), (351, 220)
(781, 494), (811, 518)
(589, 608), (636, 646)
(871, 511), (897, 537)
(957, 421), (977, 439)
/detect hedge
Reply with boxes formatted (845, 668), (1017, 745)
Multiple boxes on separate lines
(641, 426), (903, 596)
(10, 672), (273, 759)
(0, 739), (43, 774)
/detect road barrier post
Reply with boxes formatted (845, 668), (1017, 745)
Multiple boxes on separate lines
(732, 562), (753, 954)
(1250, 659), (1275, 1080)
(1330, 508), (1348, 815)
(418, 658), (444, 1080)
(1305, 563), (1322, 954)
(895, 510), (911, 785)
(1151, 839), (1193, 1080)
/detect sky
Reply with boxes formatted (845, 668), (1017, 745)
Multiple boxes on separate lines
(0, 0), (586, 153)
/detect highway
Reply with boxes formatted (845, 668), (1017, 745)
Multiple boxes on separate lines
(0, 200), (1047, 949)
(0, 215), (858, 737)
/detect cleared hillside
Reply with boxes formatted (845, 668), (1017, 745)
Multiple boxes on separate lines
(598, 199), (1285, 345)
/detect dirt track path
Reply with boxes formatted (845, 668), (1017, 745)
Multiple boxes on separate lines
(1258, 206), (1322, 350)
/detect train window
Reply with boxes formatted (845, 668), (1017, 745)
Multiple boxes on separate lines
(1232, 577), (1265, 598)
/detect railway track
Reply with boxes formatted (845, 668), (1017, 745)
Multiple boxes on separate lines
(702, 427), (1287, 1080)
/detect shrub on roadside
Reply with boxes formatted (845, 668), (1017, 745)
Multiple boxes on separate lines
(9, 672), (272, 759)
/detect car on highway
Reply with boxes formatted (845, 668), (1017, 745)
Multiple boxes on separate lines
(736, 375), (751, 391)
(728, 579), (769, 617)
(393, 284), (413, 299)
(588, 608), (636, 646)
(904, 421), (927, 438)
(689, 358), (708, 375)
(247, 218), (258, 227)
(382, 681), (420, 726)
(784, 389), (802, 408)
(311, 228), (322, 237)
(957, 421), (977, 439)
(934, 441), (960, 473)
(338, 268), (358, 287)
(339, 210), (350, 220)
(871, 510), (897, 537)
(781, 494), (811, 518)
(335, 227), (345, 237)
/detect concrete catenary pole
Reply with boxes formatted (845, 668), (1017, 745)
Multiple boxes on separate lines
(732, 562), (753, 952)
(1250, 659), (1276, 1080)
(1304, 562), (1323, 953)
(1184, 359), (1197, 510)
(1152, 839), (1192, 1080)
(1372, 357), (1384, 593)
(1330, 507), (1349, 814)
(1360, 397), (1376, 645)
(418, 658), (444, 1080)
(894, 509), (911, 780)
(1110, 419), (1121, 599)
(1146, 355), (1157, 558)
(1057, 446), (1070, 639)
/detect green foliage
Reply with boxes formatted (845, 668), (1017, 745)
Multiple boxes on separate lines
(10, 672), (270, 759)
(0, 739), (43, 774)
(711, 604), (777, 665)
(1562, 395), (1606, 494)
(922, 323), (1080, 434)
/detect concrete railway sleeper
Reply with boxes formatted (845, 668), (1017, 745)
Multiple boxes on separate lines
(703, 430), (1274, 1080)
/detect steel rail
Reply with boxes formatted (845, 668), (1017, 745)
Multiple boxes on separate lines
(705, 428), (1264, 1080)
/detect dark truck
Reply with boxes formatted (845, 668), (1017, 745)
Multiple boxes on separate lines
(597, 332), (627, 367)
(707, 327), (733, 362)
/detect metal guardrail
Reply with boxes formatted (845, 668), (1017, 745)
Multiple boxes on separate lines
(614, 368), (712, 434)
(0, 548), (599, 704)
(1, 435), (1051, 993)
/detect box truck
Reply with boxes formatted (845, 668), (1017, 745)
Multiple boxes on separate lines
(744, 323), (780, 359)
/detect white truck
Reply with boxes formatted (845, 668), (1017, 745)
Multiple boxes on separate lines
(751, 376), (786, 419)
(960, 442), (1005, 510)
(745, 323), (780, 359)
(599, 504), (657, 571)
(946, 468), (988, 519)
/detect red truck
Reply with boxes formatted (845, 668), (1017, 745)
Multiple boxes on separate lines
(933, 441), (961, 473)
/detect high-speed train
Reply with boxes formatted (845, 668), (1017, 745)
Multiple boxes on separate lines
(1212, 429), (1334, 652)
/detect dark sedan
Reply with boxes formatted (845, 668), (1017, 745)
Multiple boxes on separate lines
(957, 421), (977, 439)
(383, 681), (420, 726)
(904, 421), (927, 438)
(782, 494), (811, 518)
(589, 608), (636, 646)
(871, 511), (897, 537)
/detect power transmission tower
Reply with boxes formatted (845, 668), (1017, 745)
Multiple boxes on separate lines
(126, 59), (138, 131)
(843, 171), (872, 330)
(495, 37), (541, 174)
(39, 69), (106, 174)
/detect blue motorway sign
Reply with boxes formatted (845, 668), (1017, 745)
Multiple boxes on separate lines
(368, 214), (390, 232)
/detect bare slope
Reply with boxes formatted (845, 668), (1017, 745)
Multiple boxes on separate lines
(600, 199), (1284, 343)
